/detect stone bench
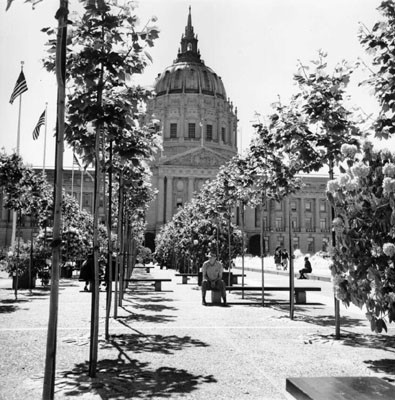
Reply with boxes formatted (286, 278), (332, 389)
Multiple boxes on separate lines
(286, 376), (395, 400)
(124, 278), (171, 291)
(175, 273), (198, 284)
(133, 265), (154, 273)
(226, 286), (321, 304)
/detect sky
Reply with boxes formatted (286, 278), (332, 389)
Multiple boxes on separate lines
(0, 0), (392, 170)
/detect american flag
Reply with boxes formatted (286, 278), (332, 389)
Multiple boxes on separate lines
(9, 71), (28, 104)
(32, 110), (46, 140)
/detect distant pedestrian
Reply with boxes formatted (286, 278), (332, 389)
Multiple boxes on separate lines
(281, 249), (289, 271)
(80, 253), (94, 291)
(298, 256), (312, 279)
(274, 246), (282, 270)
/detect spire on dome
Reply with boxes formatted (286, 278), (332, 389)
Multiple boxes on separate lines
(175, 6), (202, 63)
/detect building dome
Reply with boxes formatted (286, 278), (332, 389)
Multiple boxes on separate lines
(154, 6), (226, 99)
(155, 62), (227, 99)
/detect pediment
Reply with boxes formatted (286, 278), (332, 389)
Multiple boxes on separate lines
(162, 147), (229, 168)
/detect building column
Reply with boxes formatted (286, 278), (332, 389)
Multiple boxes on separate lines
(188, 177), (194, 201)
(165, 176), (173, 222)
(158, 177), (165, 225)
(315, 198), (320, 232)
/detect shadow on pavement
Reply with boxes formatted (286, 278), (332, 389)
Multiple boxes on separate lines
(123, 302), (178, 312)
(364, 359), (395, 382)
(57, 335), (215, 398)
(295, 313), (367, 328)
(103, 333), (209, 355)
(116, 312), (176, 324)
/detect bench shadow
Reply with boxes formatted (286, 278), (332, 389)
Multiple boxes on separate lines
(364, 359), (395, 382)
(56, 333), (215, 398)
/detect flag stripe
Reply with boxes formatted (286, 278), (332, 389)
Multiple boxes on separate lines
(32, 110), (46, 140)
(9, 71), (28, 104)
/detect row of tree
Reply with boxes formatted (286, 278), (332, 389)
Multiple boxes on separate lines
(155, 1), (395, 334)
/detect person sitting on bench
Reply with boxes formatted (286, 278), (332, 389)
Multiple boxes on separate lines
(298, 256), (312, 279)
(201, 249), (227, 306)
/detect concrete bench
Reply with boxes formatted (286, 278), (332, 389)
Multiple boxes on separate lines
(134, 265), (154, 273)
(175, 273), (198, 284)
(286, 376), (395, 400)
(226, 286), (321, 304)
(125, 278), (171, 291)
(197, 271), (245, 286)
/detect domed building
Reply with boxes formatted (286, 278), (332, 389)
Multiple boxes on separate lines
(144, 8), (238, 248)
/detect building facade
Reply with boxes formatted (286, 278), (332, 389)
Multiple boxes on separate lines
(144, 8), (238, 248)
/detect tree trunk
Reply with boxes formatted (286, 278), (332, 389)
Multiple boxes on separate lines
(260, 194), (265, 307)
(114, 176), (123, 317)
(329, 159), (341, 339)
(42, 2), (68, 397)
(241, 203), (245, 299)
(288, 197), (295, 320)
(89, 121), (101, 377)
(105, 141), (113, 341)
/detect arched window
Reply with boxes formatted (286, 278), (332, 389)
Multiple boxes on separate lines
(187, 42), (192, 51)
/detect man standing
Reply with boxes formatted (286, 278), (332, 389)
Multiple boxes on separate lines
(201, 249), (227, 306)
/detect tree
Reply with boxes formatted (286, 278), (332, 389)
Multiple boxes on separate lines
(42, 0), (160, 377)
(255, 51), (362, 330)
(359, 0), (395, 139)
(327, 142), (395, 332)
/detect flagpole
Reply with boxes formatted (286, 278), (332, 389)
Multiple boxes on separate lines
(80, 169), (84, 210)
(71, 152), (75, 196)
(43, 102), (48, 174)
(11, 61), (25, 250)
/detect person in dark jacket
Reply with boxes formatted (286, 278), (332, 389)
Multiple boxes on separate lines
(298, 256), (312, 279)
(80, 253), (94, 291)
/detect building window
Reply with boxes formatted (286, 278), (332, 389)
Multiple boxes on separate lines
(305, 218), (313, 231)
(206, 124), (213, 141)
(307, 237), (314, 253)
(188, 123), (195, 139)
(176, 197), (183, 208)
(277, 236), (284, 247)
(290, 201), (297, 211)
(293, 237), (299, 250)
(170, 123), (177, 138)
(221, 127), (226, 143)
(275, 217), (282, 230)
(254, 207), (260, 228)
(305, 201), (312, 211)
(320, 219), (327, 230)
(83, 193), (92, 210)
(320, 201), (326, 212)
(291, 218), (298, 229)
(275, 201), (282, 211)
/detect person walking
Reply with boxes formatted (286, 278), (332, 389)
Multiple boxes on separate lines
(274, 246), (282, 270)
(281, 249), (289, 271)
(80, 253), (94, 291)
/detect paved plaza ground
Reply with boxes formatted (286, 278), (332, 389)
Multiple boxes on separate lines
(0, 264), (395, 399)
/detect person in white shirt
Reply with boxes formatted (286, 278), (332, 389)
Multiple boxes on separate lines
(201, 249), (227, 306)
